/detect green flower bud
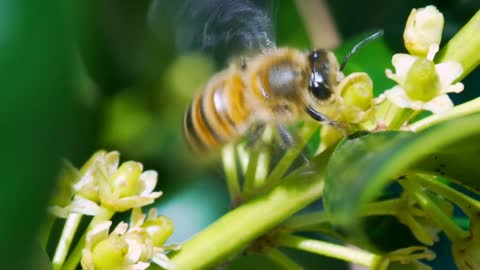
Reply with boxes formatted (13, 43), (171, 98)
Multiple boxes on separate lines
(142, 215), (174, 247)
(92, 235), (129, 270)
(340, 73), (373, 111)
(109, 161), (143, 198)
(404, 58), (440, 102)
(404, 6), (444, 57)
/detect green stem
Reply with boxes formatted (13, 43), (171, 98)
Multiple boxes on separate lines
(52, 213), (82, 270)
(62, 207), (114, 270)
(264, 124), (318, 188)
(252, 126), (274, 189)
(409, 97), (480, 131)
(284, 199), (401, 230)
(222, 144), (241, 204)
(169, 149), (332, 270)
(40, 214), (55, 248)
(265, 248), (304, 270)
(388, 108), (415, 130)
(401, 178), (468, 242)
(243, 147), (261, 193)
(436, 10), (480, 81)
(414, 173), (480, 218)
(277, 234), (380, 268)
(282, 212), (330, 230)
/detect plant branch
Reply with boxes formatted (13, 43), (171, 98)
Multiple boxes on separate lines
(169, 148), (332, 270)
(436, 10), (480, 81)
(277, 234), (380, 268)
(414, 173), (480, 218)
(409, 97), (480, 131)
(401, 178), (469, 242)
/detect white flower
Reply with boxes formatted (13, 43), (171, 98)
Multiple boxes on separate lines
(50, 151), (162, 217)
(404, 6), (444, 57)
(380, 48), (464, 114)
(81, 220), (177, 270)
(81, 221), (151, 270)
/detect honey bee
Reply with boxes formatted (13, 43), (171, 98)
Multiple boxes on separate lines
(183, 48), (343, 152)
(149, 0), (382, 152)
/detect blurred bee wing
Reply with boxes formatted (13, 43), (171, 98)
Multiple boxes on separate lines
(148, 0), (276, 58)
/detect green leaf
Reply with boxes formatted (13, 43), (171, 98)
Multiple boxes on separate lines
(414, 134), (480, 193)
(323, 113), (480, 226)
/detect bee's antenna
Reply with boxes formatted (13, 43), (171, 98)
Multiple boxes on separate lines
(340, 30), (384, 71)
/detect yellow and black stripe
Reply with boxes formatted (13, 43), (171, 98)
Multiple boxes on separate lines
(183, 71), (251, 152)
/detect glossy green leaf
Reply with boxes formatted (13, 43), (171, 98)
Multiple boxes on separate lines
(324, 113), (480, 225)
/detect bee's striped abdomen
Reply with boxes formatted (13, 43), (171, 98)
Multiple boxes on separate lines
(183, 71), (251, 152)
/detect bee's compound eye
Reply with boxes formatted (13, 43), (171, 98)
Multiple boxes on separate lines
(309, 79), (331, 100)
(308, 49), (332, 101)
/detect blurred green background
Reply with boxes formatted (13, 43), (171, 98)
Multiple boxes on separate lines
(1, 0), (478, 269)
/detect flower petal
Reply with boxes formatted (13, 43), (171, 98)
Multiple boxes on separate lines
(422, 94), (454, 114)
(391, 54), (417, 83)
(152, 253), (176, 270)
(111, 194), (161, 212)
(86, 221), (112, 249)
(113, 222), (129, 235)
(384, 86), (423, 110)
(435, 61), (463, 89)
(133, 262), (150, 270)
(49, 196), (102, 217)
(105, 151), (120, 176)
(138, 170), (158, 195)
(130, 208), (146, 227)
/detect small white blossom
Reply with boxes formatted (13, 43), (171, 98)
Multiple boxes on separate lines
(380, 47), (464, 114)
(50, 151), (162, 217)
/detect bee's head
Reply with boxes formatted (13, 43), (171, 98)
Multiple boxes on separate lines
(307, 49), (340, 102)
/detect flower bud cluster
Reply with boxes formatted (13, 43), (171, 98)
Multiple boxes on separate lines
(379, 5), (464, 114)
(81, 208), (177, 270)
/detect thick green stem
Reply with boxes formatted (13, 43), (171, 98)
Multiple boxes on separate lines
(409, 97), (480, 131)
(277, 234), (380, 268)
(436, 10), (480, 81)
(265, 248), (304, 270)
(169, 149), (331, 270)
(62, 207), (114, 270)
(52, 213), (82, 270)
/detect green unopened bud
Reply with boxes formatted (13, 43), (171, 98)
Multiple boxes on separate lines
(142, 216), (174, 247)
(109, 161), (143, 198)
(340, 73), (373, 111)
(404, 58), (440, 102)
(404, 6), (444, 57)
(92, 235), (129, 270)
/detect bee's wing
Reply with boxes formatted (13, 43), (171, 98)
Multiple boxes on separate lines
(148, 0), (277, 60)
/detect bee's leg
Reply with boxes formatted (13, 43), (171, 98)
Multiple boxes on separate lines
(246, 124), (267, 148)
(277, 125), (309, 164)
(305, 106), (346, 132)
